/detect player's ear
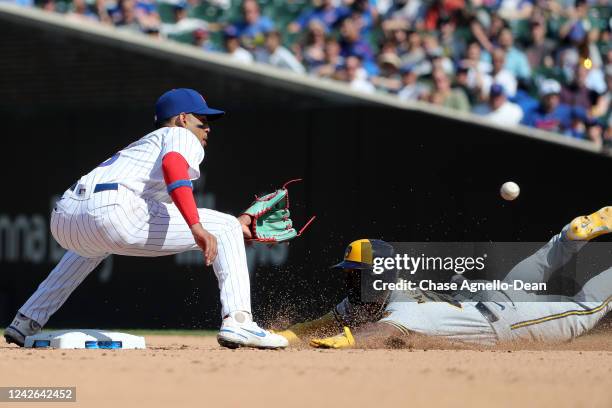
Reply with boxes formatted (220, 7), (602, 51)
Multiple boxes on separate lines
(173, 113), (188, 128)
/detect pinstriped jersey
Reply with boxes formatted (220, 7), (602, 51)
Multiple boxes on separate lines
(77, 127), (204, 203)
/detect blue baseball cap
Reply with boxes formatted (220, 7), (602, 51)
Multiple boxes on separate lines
(154, 88), (225, 123)
(223, 25), (239, 38)
(490, 83), (505, 97)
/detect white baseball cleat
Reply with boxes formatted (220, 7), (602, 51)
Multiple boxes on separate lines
(217, 311), (288, 349)
(4, 313), (42, 347)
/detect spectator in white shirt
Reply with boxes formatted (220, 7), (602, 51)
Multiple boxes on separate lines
(481, 48), (518, 99)
(223, 26), (254, 64)
(160, 2), (206, 38)
(339, 55), (376, 94)
(478, 83), (524, 126)
(397, 64), (427, 101)
(462, 40), (492, 97)
(256, 31), (305, 74)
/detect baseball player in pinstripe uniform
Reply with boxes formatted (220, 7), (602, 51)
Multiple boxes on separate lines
(276, 207), (612, 348)
(4, 88), (288, 349)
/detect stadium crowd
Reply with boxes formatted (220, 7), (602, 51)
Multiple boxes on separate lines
(7, 0), (611, 148)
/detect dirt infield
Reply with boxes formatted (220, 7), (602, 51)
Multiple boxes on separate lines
(1, 331), (611, 408)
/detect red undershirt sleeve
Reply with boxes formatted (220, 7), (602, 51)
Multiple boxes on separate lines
(162, 152), (200, 227)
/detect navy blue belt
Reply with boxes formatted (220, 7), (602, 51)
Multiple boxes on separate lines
(69, 182), (118, 193)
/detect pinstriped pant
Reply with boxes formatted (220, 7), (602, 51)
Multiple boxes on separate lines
(19, 186), (251, 326)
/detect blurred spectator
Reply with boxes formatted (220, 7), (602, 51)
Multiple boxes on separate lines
(421, 34), (454, 76)
(427, 68), (471, 112)
(585, 119), (604, 147)
(497, 27), (531, 80)
(583, 31), (607, 94)
(478, 12), (507, 52)
(66, 0), (100, 22)
(521, 79), (572, 133)
(511, 81), (540, 115)
(381, 0), (424, 31)
(567, 108), (589, 139)
(312, 37), (344, 78)
(468, 10), (495, 55)
(422, 0), (465, 32)
(461, 41), (492, 97)
(560, 64), (594, 112)
(134, 0), (160, 33)
(339, 17), (377, 75)
(454, 62), (480, 106)
(497, 0), (534, 21)
(193, 26), (217, 52)
(255, 31), (305, 74)
(477, 84), (524, 126)
(40, 0), (56, 12)
(399, 29), (427, 69)
(591, 64), (611, 119)
(301, 20), (328, 72)
(111, 0), (142, 33)
(288, 0), (349, 34)
(373, 0), (393, 16)
(557, 45), (580, 84)
(95, 0), (111, 25)
(229, 0), (274, 50)
(345, 0), (376, 36)
(525, 19), (555, 70)
(556, 1), (598, 83)
(397, 64), (427, 101)
(161, 2), (206, 37)
(438, 15), (465, 62)
(481, 48), (518, 98)
(384, 27), (409, 55)
(559, 0), (591, 47)
(585, 27), (604, 76)
(338, 55), (376, 93)
(223, 26), (254, 64)
(21, 0), (612, 146)
(371, 52), (402, 93)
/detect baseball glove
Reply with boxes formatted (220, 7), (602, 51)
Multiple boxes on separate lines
(242, 179), (316, 243)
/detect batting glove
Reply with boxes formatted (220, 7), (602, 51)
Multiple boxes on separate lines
(309, 326), (355, 349)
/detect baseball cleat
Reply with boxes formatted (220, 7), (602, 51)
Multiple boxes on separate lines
(566, 206), (612, 241)
(4, 313), (42, 347)
(217, 312), (288, 350)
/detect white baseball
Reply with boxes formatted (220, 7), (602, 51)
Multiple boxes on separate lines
(500, 181), (520, 201)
